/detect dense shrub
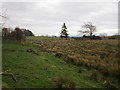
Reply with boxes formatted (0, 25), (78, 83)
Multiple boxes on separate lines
(2, 27), (11, 40)
(2, 27), (34, 41)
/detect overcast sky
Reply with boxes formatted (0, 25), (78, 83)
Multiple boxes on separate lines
(1, 1), (118, 36)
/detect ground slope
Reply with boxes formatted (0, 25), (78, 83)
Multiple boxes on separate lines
(2, 41), (105, 88)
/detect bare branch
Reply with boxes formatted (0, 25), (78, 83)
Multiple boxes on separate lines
(0, 15), (8, 19)
(0, 72), (17, 82)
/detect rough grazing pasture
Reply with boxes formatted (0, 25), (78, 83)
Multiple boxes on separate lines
(27, 37), (120, 86)
(2, 40), (106, 88)
(2, 37), (120, 88)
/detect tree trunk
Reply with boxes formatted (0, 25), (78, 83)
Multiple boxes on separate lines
(90, 31), (92, 38)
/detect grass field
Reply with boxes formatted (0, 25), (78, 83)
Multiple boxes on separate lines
(2, 37), (119, 88)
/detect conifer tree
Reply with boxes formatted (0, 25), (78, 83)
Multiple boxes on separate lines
(60, 23), (69, 38)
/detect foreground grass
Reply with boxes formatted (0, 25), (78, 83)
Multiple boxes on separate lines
(2, 41), (104, 88)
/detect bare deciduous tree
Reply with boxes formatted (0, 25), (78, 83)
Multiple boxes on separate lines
(0, 9), (8, 27)
(79, 22), (96, 38)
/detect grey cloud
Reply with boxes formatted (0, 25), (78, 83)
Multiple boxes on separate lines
(2, 2), (118, 36)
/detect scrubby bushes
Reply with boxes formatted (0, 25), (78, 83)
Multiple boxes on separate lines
(2, 27), (34, 41)
(2, 27), (25, 41)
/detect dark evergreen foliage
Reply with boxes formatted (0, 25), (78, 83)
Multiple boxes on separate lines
(60, 23), (69, 38)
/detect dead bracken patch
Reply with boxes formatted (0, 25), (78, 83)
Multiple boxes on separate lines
(36, 39), (119, 79)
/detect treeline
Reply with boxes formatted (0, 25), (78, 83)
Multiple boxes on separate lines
(60, 22), (119, 40)
(2, 27), (34, 41)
